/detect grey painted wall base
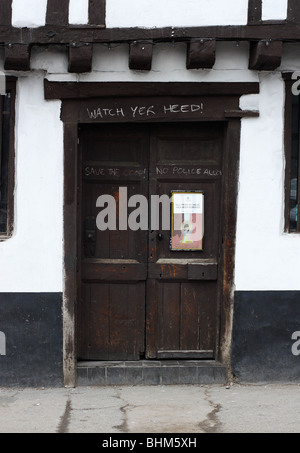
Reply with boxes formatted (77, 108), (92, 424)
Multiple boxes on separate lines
(232, 291), (300, 383)
(1, 290), (300, 387)
(0, 293), (63, 387)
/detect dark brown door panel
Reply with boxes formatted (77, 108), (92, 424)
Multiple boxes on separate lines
(78, 122), (224, 361)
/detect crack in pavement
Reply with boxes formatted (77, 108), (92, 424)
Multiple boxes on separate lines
(111, 387), (224, 434)
(56, 396), (72, 434)
(198, 388), (222, 433)
(112, 390), (132, 433)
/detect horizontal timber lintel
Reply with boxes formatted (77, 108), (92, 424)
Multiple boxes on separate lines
(44, 81), (260, 100)
(0, 24), (299, 45)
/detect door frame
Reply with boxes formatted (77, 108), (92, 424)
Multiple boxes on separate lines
(44, 81), (259, 386)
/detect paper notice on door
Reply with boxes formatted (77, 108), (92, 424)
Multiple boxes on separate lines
(170, 191), (204, 251)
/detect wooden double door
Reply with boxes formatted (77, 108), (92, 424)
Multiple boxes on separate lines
(77, 121), (225, 361)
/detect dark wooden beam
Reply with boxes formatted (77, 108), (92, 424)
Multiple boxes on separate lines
(0, 24), (300, 46)
(186, 39), (216, 69)
(0, 0), (12, 26)
(4, 44), (31, 71)
(0, 78), (16, 239)
(282, 72), (294, 81)
(129, 41), (153, 71)
(288, 0), (300, 23)
(224, 109), (259, 118)
(44, 80), (260, 100)
(249, 40), (283, 70)
(62, 120), (78, 387)
(89, 0), (106, 26)
(46, 0), (69, 25)
(68, 44), (93, 73)
(283, 78), (293, 232)
(248, 0), (262, 24)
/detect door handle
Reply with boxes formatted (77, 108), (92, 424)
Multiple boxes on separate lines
(157, 233), (164, 241)
(84, 217), (96, 242)
(84, 216), (96, 257)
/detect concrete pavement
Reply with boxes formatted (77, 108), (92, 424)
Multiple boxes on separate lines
(0, 383), (300, 433)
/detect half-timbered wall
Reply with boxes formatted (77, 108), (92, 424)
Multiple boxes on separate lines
(0, 0), (297, 27)
(10, 0), (105, 27)
(2, 41), (300, 293)
(0, 0), (300, 385)
(5, 0), (291, 27)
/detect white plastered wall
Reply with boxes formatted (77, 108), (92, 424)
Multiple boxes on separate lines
(10, 0), (289, 28)
(237, 74), (299, 291)
(262, 0), (288, 21)
(11, 0), (249, 27)
(0, 72), (63, 292)
(235, 44), (300, 291)
(105, 0), (249, 27)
